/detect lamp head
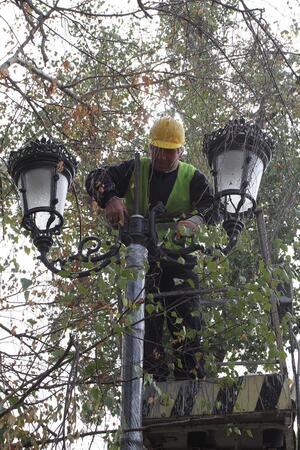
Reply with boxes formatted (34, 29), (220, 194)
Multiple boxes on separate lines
(203, 118), (274, 216)
(8, 137), (78, 252)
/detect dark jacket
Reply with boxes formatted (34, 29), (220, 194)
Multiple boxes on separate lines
(86, 159), (217, 223)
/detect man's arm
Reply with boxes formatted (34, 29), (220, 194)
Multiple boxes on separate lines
(85, 160), (135, 208)
(85, 159), (135, 225)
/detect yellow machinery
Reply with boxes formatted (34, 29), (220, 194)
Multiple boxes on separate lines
(143, 374), (295, 449)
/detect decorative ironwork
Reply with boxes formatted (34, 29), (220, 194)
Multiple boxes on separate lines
(7, 129), (271, 276)
(8, 136), (78, 178)
(38, 236), (121, 278)
(203, 117), (275, 169)
(8, 137), (78, 243)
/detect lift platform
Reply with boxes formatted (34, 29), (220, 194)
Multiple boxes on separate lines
(143, 373), (295, 449)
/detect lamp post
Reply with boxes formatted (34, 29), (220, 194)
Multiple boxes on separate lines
(7, 121), (273, 450)
(203, 117), (274, 253)
(204, 119), (287, 377)
(8, 140), (150, 450)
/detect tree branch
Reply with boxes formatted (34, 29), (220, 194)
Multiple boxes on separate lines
(137, 0), (152, 18)
(0, 337), (74, 418)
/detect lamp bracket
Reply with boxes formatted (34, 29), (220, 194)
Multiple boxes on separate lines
(221, 218), (245, 255)
(216, 189), (257, 217)
(37, 237), (121, 278)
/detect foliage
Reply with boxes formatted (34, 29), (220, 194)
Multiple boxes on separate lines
(0, 0), (299, 448)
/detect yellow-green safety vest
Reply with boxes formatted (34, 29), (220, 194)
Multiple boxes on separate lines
(125, 158), (197, 248)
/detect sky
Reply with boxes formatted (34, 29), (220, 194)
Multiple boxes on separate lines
(249, 0), (300, 46)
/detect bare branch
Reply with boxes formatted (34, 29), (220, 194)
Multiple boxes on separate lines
(0, 337), (74, 418)
(137, 0), (152, 18)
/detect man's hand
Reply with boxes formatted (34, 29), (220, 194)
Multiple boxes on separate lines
(105, 197), (128, 226)
(176, 216), (203, 238)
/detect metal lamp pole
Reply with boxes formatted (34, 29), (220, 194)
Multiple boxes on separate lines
(120, 153), (147, 450)
(121, 242), (147, 449)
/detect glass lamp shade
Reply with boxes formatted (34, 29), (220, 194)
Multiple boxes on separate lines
(215, 149), (264, 214)
(8, 137), (78, 235)
(203, 118), (274, 215)
(17, 167), (69, 231)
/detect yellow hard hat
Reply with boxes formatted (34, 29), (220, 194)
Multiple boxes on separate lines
(149, 116), (185, 149)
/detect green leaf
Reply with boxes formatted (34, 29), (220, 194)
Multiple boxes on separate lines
(207, 260), (217, 272)
(24, 246), (31, 255)
(21, 278), (32, 290)
(175, 317), (183, 324)
(85, 362), (96, 376)
(176, 359), (183, 369)
(27, 319), (37, 326)
(58, 270), (71, 278)
(146, 303), (155, 314)
(187, 278), (195, 288)
(90, 386), (102, 403)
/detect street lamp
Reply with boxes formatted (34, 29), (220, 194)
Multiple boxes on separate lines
(8, 137), (121, 277)
(8, 137), (78, 254)
(7, 140), (149, 450)
(8, 120), (274, 271)
(7, 121), (273, 450)
(203, 117), (274, 253)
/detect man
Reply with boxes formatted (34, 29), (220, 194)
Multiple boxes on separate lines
(86, 116), (216, 380)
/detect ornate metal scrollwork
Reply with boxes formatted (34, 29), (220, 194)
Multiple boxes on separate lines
(38, 236), (121, 278)
(203, 117), (275, 168)
(8, 137), (78, 174)
(72, 236), (111, 262)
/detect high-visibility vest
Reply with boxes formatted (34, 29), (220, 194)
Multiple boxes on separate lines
(125, 157), (196, 216)
(125, 158), (197, 250)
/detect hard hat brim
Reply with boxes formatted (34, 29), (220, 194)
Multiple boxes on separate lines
(149, 139), (184, 149)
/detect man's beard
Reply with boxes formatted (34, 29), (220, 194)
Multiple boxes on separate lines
(152, 158), (179, 172)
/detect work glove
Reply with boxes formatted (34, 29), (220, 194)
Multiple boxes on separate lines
(175, 215), (204, 238)
(105, 196), (128, 227)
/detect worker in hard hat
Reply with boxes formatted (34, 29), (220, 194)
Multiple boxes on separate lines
(86, 116), (216, 381)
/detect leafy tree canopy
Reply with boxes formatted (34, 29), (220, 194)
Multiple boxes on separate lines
(0, 0), (300, 448)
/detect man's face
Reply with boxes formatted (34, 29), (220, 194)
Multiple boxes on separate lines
(150, 147), (180, 172)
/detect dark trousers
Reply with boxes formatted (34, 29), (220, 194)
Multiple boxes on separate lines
(144, 256), (205, 380)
